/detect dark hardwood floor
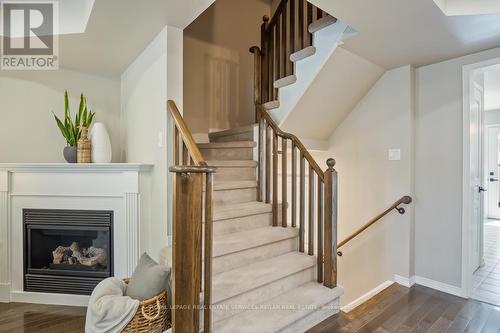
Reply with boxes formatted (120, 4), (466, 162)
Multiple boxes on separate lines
(0, 302), (86, 333)
(308, 284), (500, 333)
(1, 284), (499, 332)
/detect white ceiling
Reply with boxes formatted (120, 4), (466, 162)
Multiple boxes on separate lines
(433, 0), (500, 16)
(57, 0), (215, 78)
(485, 70), (500, 111)
(311, 0), (500, 69)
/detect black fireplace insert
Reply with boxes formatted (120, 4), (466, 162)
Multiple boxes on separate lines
(23, 209), (113, 295)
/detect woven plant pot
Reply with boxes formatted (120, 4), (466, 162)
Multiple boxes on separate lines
(121, 278), (170, 333)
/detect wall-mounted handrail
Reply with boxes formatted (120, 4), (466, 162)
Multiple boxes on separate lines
(167, 100), (214, 333)
(337, 196), (413, 256)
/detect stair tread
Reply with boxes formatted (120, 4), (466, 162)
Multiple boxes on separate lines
(214, 180), (258, 191)
(309, 15), (338, 33)
(209, 125), (256, 138)
(290, 46), (316, 62)
(274, 75), (297, 89)
(207, 160), (257, 168)
(214, 282), (343, 332)
(213, 252), (315, 304)
(263, 100), (280, 110)
(214, 226), (298, 257)
(199, 141), (256, 149)
(214, 201), (271, 221)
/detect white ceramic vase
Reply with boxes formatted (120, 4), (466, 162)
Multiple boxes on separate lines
(89, 122), (112, 163)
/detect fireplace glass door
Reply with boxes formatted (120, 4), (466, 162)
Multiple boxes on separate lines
(23, 209), (113, 295)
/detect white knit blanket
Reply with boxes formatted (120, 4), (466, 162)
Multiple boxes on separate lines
(85, 277), (140, 333)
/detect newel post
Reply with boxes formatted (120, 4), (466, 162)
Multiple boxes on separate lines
(170, 167), (203, 333)
(323, 158), (338, 288)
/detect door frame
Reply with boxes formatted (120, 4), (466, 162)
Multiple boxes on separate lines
(462, 57), (500, 298)
(486, 124), (500, 219)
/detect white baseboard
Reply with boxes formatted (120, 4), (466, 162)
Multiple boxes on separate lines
(414, 276), (465, 298)
(10, 291), (89, 307)
(340, 280), (393, 313)
(394, 274), (416, 288)
(0, 283), (11, 302)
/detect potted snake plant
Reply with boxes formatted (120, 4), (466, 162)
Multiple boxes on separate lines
(53, 91), (95, 163)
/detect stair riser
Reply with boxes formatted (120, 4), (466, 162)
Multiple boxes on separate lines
(201, 147), (253, 160)
(214, 187), (257, 205)
(210, 131), (254, 143)
(212, 267), (316, 324)
(213, 167), (256, 181)
(279, 298), (340, 333)
(214, 237), (298, 274)
(214, 212), (272, 236)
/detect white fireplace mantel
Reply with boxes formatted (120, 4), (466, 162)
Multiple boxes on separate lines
(0, 163), (153, 306)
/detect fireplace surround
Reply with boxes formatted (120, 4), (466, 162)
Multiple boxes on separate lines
(24, 209), (113, 295)
(0, 163), (153, 306)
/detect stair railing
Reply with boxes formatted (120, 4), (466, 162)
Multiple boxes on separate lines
(250, 0), (336, 105)
(167, 100), (214, 333)
(337, 196), (413, 256)
(255, 103), (339, 288)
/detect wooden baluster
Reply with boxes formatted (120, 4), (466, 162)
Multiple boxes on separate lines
(261, 16), (270, 103)
(171, 170), (203, 332)
(266, 123), (271, 204)
(269, 28), (274, 101)
(183, 143), (189, 165)
(299, 152), (305, 252)
(276, 13), (281, 80)
(174, 126), (179, 165)
(273, 27), (278, 99)
(282, 137), (287, 227)
(317, 177), (323, 283)
(204, 172), (214, 333)
(298, 0), (304, 49)
(249, 46), (262, 114)
(306, 2), (313, 46)
(258, 110), (264, 202)
(288, 0), (296, 75)
(317, 7), (324, 19)
(291, 143), (297, 228)
(282, 1), (287, 78)
(324, 159), (338, 288)
(273, 131), (279, 227)
(308, 164), (315, 255)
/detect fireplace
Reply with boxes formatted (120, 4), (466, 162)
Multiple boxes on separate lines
(23, 209), (113, 295)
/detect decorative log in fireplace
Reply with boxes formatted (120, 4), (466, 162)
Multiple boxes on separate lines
(23, 209), (113, 295)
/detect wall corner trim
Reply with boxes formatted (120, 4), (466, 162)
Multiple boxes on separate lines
(394, 274), (416, 288)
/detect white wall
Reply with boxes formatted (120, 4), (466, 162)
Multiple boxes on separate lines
(315, 66), (415, 305)
(0, 70), (121, 162)
(121, 26), (183, 261)
(415, 47), (500, 288)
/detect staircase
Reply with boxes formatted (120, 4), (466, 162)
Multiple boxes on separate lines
(199, 126), (343, 332)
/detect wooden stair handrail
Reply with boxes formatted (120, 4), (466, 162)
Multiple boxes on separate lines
(256, 103), (325, 180)
(337, 196), (413, 255)
(167, 100), (207, 167)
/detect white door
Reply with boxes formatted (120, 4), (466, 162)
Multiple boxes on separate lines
(487, 126), (500, 219)
(470, 82), (485, 273)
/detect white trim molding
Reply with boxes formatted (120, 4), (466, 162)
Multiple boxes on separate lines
(414, 276), (465, 298)
(394, 274), (416, 288)
(341, 280), (394, 313)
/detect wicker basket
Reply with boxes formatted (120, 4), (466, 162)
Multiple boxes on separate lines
(122, 278), (171, 333)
